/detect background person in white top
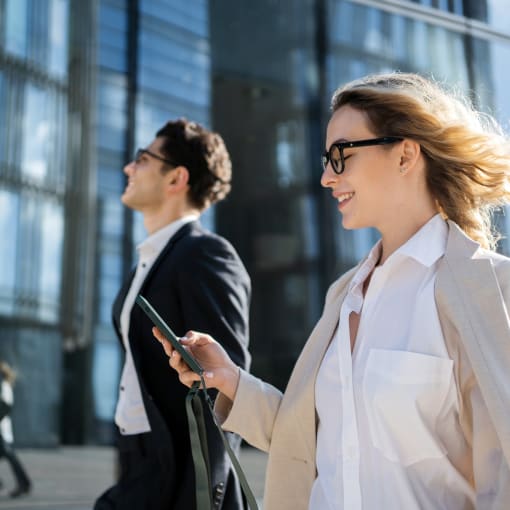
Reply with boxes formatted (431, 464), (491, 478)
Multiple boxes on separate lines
(155, 72), (510, 510)
(0, 361), (31, 498)
(94, 119), (251, 510)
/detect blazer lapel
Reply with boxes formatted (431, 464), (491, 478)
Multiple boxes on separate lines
(283, 266), (358, 462)
(436, 221), (510, 462)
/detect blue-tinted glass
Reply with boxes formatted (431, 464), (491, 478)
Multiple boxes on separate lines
(200, 206), (215, 232)
(0, 189), (19, 315)
(140, 0), (208, 36)
(98, 163), (125, 196)
(100, 198), (123, 236)
(0, 73), (5, 162)
(97, 74), (127, 151)
(21, 85), (51, 182)
(99, 3), (128, 72)
(99, 276), (121, 324)
(28, 0), (50, 68)
(135, 98), (208, 150)
(486, 0), (510, 33)
(451, 0), (463, 15)
(92, 340), (121, 419)
(491, 41), (510, 129)
(39, 199), (63, 321)
(5, 0), (28, 57)
(49, 0), (69, 77)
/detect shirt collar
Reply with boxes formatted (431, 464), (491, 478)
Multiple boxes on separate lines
(394, 213), (447, 268)
(137, 214), (199, 261)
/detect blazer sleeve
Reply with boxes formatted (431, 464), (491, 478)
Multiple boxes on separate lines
(215, 370), (283, 452)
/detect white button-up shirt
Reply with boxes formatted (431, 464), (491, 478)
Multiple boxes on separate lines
(309, 214), (475, 509)
(114, 215), (198, 435)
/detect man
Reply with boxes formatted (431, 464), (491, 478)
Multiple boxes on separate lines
(95, 119), (251, 510)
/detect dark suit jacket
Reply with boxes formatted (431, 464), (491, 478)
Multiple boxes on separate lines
(112, 220), (251, 510)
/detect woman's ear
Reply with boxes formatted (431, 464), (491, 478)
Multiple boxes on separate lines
(399, 139), (421, 173)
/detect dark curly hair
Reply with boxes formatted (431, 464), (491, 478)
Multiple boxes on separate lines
(156, 119), (232, 210)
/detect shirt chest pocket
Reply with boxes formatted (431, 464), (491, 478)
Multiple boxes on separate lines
(362, 349), (454, 466)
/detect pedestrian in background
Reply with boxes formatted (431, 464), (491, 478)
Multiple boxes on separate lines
(95, 118), (251, 510)
(0, 361), (31, 498)
(155, 72), (510, 509)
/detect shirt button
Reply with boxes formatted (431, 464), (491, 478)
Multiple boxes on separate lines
(120, 386), (124, 391)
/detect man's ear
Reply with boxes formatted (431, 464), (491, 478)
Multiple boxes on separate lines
(167, 166), (190, 192)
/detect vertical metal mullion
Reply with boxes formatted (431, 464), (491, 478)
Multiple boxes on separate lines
(122, 0), (139, 276)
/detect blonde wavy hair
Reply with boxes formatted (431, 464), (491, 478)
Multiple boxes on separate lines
(331, 72), (510, 250)
(0, 361), (17, 385)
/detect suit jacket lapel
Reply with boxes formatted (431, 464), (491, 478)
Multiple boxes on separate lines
(112, 266), (136, 342)
(138, 220), (198, 297)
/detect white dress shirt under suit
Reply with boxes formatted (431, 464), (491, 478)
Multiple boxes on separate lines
(114, 215), (198, 435)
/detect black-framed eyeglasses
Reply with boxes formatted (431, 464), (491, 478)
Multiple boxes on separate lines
(321, 136), (403, 174)
(134, 148), (177, 168)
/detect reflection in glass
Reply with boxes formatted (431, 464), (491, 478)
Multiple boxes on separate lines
(0, 73), (5, 161)
(49, 0), (69, 77)
(93, 341), (121, 419)
(39, 199), (63, 321)
(5, 0), (28, 57)
(21, 85), (51, 182)
(0, 190), (19, 315)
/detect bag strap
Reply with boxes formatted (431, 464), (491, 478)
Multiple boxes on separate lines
(186, 377), (259, 510)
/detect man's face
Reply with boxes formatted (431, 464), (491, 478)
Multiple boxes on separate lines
(121, 137), (171, 212)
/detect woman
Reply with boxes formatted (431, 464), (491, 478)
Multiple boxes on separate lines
(0, 361), (31, 498)
(154, 72), (510, 509)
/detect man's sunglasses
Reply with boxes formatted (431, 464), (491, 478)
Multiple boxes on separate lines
(321, 136), (403, 174)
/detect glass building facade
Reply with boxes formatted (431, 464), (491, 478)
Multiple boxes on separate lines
(0, 0), (509, 445)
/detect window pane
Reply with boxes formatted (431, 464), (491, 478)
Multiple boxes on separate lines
(21, 85), (51, 182)
(5, 0), (28, 57)
(49, 0), (69, 77)
(0, 189), (19, 315)
(0, 72), (5, 161)
(93, 340), (121, 419)
(39, 199), (64, 321)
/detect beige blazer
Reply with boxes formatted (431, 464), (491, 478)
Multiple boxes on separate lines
(216, 221), (510, 510)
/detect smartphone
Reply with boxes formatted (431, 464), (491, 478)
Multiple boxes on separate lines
(135, 295), (204, 375)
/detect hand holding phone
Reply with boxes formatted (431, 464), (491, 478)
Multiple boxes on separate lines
(135, 295), (204, 375)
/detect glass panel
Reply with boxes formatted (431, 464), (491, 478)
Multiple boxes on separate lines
(49, 0), (69, 77)
(97, 74), (127, 151)
(485, 0), (508, 32)
(0, 72), (5, 162)
(5, 0), (28, 57)
(92, 340), (121, 419)
(98, 3), (128, 72)
(17, 192), (38, 301)
(21, 85), (51, 182)
(491, 41), (510, 129)
(38, 199), (63, 321)
(0, 189), (19, 315)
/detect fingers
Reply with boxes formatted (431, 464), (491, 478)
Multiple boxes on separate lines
(168, 348), (201, 387)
